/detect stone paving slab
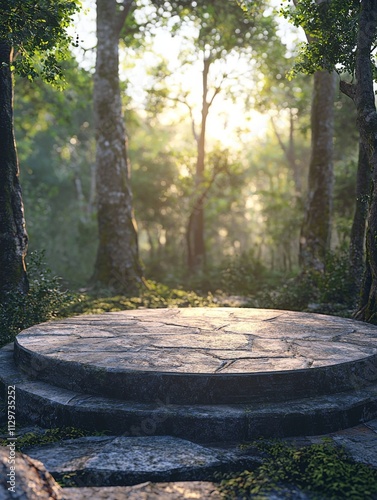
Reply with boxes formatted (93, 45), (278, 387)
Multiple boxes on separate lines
(18, 420), (377, 492)
(13, 308), (377, 404)
(23, 435), (255, 487)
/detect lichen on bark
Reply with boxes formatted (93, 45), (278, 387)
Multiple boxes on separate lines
(299, 70), (336, 273)
(91, 0), (143, 294)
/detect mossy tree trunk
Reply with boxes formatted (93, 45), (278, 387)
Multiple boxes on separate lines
(0, 42), (28, 298)
(92, 0), (143, 294)
(349, 0), (377, 322)
(299, 70), (336, 272)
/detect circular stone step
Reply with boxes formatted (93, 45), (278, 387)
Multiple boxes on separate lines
(14, 308), (377, 405)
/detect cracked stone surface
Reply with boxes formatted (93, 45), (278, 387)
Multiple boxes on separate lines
(13, 308), (377, 404)
(15, 308), (377, 373)
(23, 436), (248, 487)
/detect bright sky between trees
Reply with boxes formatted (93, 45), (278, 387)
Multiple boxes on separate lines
(68, 0), (303, 148)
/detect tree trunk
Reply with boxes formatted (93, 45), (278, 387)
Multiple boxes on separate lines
(349, 138), (370, 295)
(0, 43), (28, 298)
(271, 109), (302, 195)
(92, 0), (143, 294)
(187, 57), (211, 271)
(299, 70), (336, 272)
(352, 0), (377, 322)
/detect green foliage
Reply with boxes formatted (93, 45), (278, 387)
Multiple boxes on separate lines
(62, 280), (215, 317)
(0, 251), (74, 348)
(253, 272), (316, 311)
(152, 0), (275, 59)
(219, 251), (267, 296)
(219, 440), (377, 499)
(251, 248), (356, 314)
(316, 249), (355, 307)
(0, 0), (80, 86)
(14, 59), (96, 286)
(280, 0), (360, 77)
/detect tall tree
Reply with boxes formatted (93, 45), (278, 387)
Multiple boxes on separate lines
(349, 139), (370, 294)
(344, 1), (377, 321)
(242, 0), (336, 272)
(0, 0), (79, 298)
(282, 0), (377, 321)
(92, 0), (143, 293)
(299, 69), (336, 271)
(290, 0), (337, 272)
(148, 1), (278, 271)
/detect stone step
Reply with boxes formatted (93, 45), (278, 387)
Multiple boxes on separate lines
(2, 344), (377, 442)
(21, 435), (257, 487)
(12, 308), (377, 405)
(0, 445), (308, 499)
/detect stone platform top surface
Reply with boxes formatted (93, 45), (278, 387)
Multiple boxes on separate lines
(15, 307), (377, 374)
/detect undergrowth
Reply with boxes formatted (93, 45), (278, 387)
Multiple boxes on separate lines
(218, 440), (377, 499)
(0, 259), (215, 348)
(0, 252), (74, 348)
(249, 248), (356, 316)
(62, 280), (216, 316)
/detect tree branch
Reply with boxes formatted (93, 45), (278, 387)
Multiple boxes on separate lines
(166, 95), (199, 143)
(207, 87), (221, 110)
(187, 157), (228, 252)
(116, 0), (134, 36)
(271, 116), (289, 157)
(339, 80), (356, 100)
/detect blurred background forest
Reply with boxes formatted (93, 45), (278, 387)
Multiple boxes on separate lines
(11, 0), (361, 318)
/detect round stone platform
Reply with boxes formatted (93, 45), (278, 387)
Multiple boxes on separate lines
(14, 308), (377, 405)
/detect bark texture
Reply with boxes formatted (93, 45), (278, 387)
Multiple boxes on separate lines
(92, 0), (143, 293)
(351, 0), (377, 322)
(0, 42), (28, 298)
(349, 138), (370, 295)
(299, 70), (336, 272)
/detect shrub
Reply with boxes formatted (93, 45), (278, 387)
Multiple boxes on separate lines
(0, 251), (74, 347)
(219, 251), (267, 296)
(317, 248), (356, 307)
(250, 273), (318, 311)
(250, 248), (356, 315)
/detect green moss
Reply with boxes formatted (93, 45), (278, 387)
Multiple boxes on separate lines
(218, 440), (377, 499)
(61, 279), (216, 316)
(0, 426), (110, 452)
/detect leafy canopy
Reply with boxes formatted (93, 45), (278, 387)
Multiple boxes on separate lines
(280, 0), (361, 77)
(0, 0), (80, 85)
